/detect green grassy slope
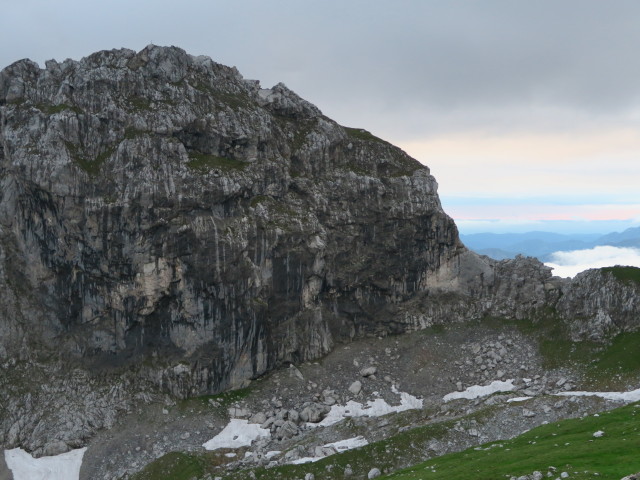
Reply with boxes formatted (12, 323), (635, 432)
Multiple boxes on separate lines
(385, 402), (640, 480)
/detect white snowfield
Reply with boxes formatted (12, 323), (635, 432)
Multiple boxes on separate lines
(443, 380), (516, 402)
(506, 396), (533, 403)
(318, 387), (423, 427)
(556, 387), (640, 402)
(289, 436), (369, 464)
(202, 419), (270, 450)
(4, 447), (86, 480)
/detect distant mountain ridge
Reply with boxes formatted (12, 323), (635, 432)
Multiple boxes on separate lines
(462, 227), (640, 261)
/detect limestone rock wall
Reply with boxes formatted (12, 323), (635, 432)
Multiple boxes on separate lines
(0, 46), (460, 397)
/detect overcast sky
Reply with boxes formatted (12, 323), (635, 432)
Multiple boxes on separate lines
(2, 0), (639, 234)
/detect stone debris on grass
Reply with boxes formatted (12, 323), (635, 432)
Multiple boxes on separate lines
(4, 447), (87, 480)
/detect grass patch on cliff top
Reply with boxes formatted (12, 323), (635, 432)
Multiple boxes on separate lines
(344, 126), (389, 144)
(186, 152), (246, 173)
(601, 266), (640, 285)
(385, 401), (640, 480)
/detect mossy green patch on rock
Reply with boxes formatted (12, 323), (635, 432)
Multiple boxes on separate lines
(176, 386), (252, 414)
(250, 195), (269, 208)
(186, 152), (246, 173)
(344, 126), (389, 144)
(129, 96), (153, 111)
(65, 141), (114, 176)
(37, 103), (84, 115)
(124, 127), (150, 139)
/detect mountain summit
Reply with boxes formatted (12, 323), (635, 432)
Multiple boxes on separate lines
(0, 45), (460, 390)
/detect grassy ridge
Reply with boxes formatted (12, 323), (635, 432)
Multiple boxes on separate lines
(602, 266), (640, 285)
(385, 402), (640, 480)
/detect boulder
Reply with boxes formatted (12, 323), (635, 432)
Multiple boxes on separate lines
(349, 381), (362, 395)
(300, 404), (330, 423)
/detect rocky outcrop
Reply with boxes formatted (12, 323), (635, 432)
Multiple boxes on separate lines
(0, 45), (462, 399)
(557, 268), (640, 340)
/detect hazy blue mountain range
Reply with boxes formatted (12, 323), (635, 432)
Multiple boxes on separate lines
(461, 227), (640, 261)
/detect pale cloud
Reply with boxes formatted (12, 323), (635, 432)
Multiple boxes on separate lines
(444, 203), (640, 222)
(398, 129), (640, 199)
(456, 219), (640, 235)
(544, 246), (640, 278)
(398, 129), (640, 164)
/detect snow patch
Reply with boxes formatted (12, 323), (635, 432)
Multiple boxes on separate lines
(318, 388), (422, 427)
(325, 436), (369, 451)
(289, 456), (321, 465)
(507, 396), (533, 403)
(4, 447), (86, 480)
(202, 419), (270, 450)
(556, 387), (640, 402)
(289, 436), (369, 464)
(443, 380), (516, 402)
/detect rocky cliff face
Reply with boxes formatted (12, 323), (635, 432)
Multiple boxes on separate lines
(558, 268), (640, 340)
(0, 45), (464, 398)
(1, 46), (638, 455)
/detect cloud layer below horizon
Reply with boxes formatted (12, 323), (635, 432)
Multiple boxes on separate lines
(544, 246), (640, 278)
